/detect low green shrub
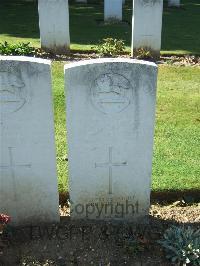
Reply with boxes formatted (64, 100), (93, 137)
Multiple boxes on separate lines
(158, 225), (200, 266)
(133, 47), (153, 60)
(95, 37), (125, 57)
(0, 41), (36, 56)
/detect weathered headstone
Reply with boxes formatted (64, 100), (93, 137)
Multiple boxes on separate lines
(168, 0), (180, 7)
(76, 0), (87, 3)
(131, 0), (163, 58)
(0, 56), (59, 225)
(65, 58), (158, 221)
(104, 0), (123, 21)
(38, 0), (70, 54)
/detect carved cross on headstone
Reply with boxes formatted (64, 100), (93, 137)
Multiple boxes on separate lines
(95, 147), (127, 194)
(0, 147), (31, 191)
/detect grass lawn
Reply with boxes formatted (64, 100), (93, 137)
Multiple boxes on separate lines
(0, 0), (200, 55)
(53, 62), (200, 193)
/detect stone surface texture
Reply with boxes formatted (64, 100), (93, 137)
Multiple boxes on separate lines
(38, 0), (70, 54)
(65, 58), (158, 221)
(104, 0), (123, 21)
(168, 0), (180, 7)
(131, 0), (163, 57)
(0, 56), (59, 225)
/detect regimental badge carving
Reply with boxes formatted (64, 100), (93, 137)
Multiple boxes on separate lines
(91, 73), (132, 114)
(0, 72), (27, 114)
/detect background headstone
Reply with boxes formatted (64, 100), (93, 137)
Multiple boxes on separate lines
(131, 0), (163, 58)
(0, 56), (59, 225)
(104, 0), (123, 21)
(38, 0), (70, 54)
(76, 0), (87, 3)
(65, 58), (158, 221)
(168, 0), (180, 7)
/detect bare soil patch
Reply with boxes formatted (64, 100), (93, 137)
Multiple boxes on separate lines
(38, 50), (200, 67)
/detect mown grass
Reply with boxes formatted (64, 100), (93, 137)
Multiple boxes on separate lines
(153, 66), (200, 191)
(0, 0), (200, 55)
(52, 62), (68, 191)
(52, 62), (200, 192)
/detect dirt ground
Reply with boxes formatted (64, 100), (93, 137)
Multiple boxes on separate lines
(36, 49), (200, 67)
(0, 199), (199, 266)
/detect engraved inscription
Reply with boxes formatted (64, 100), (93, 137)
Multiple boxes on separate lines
(140, 0), (160, 7)
(91, 73), (132, 114)
(95, 147), (127, 195)
(0, 72), (26, 114)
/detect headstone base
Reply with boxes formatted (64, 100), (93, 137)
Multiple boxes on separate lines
(131, 47), (160, 60)
(42, 45), (70, 55)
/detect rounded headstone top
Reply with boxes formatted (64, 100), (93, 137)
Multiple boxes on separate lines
(0, 56), (51, 65)
(64, 58), (157, 70)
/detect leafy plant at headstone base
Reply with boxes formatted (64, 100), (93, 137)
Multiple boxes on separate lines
(158, 225), (200, 266)
(0, 41), (51, 58)
(0, 41), (37, 56)
(94, 38), (125, 57)
(0, 214), (11, 254)
(133, 47), (153, 60)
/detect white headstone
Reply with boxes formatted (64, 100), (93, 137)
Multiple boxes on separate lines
(168, 0), (180, 7)
(38, 0), (70, 54)
(104, 0), (123, 21)
(65, 58), (158, 221)
(0, 56), (59, 226)
(76, 0), (87, 3)
(131, 0), (163, 58)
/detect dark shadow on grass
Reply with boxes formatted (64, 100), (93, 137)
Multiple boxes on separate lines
(151, 189), (200, 203)
(161, 0), (200, 54)
(59, 190), (200, 207)
(0, 0), (40, 39)
(69, 3), (132, 47)
(1, 0), (200, 54)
